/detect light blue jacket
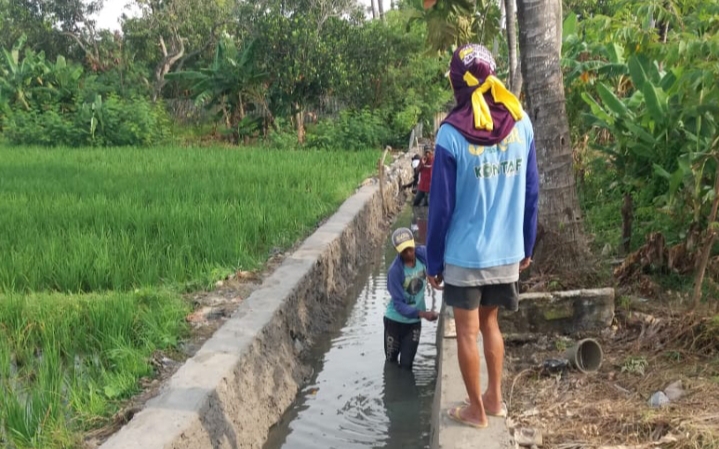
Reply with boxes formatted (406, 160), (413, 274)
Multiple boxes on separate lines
(426, 117), (539, 275)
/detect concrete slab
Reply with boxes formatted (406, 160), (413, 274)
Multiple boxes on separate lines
(431, 306), (513, 449)
(99, 153), (413, 449)
(500, 288), (615, 335)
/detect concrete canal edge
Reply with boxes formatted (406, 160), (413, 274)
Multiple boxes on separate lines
(431, 288), (615, 449)
(99, 153), (412, 449)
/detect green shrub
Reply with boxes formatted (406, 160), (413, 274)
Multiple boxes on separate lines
(307, 109), (390, 151)
(80, 95), (170, 147)
(0, 37), (168, 148)
(262, 118), (301, 149)
(5, 95), (170, 147)
(3, 107), (81, 146)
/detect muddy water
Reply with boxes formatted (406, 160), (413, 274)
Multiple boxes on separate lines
(264, 206), (438, 449)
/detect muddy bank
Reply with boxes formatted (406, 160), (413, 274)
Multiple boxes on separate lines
(99, 153), (413, 449)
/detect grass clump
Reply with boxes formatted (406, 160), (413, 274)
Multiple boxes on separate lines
(0, 289), (190, 448)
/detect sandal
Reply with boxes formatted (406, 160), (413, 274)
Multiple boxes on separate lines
(447, 406), (488, 429)
(462, 398), (508, 418)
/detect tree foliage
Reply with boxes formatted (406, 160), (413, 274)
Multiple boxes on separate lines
(407, 0), (502, 52)
(0, 37), (168, 146)
(0, 0), (451, 148)
(565, 0), (719, 306)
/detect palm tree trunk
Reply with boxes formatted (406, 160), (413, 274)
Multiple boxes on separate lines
(378, 0), (385, 19)
(504, 0), (522, 95)
(516, 0), (588, 270)
(371, 0), (378, 19)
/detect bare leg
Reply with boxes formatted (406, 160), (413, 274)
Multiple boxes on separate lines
(453, 307), (488, 426)
(479, 306), (504, 414)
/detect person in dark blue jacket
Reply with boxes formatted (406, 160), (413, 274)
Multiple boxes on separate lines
(384, 227), (439, 369)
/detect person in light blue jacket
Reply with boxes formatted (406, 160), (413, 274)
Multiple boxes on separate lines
(426, 44), (539, 429)
(385, 227), (439, 369)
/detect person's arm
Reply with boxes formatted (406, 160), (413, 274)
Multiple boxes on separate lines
(387, 264), (420, 319)
(426, 144), (457, 276)
(523, 139), (539, 259)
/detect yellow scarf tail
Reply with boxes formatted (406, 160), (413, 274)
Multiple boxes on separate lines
(462, 72), (523, 131)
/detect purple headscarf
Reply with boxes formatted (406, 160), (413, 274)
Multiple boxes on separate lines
(442, 44), (518, 146)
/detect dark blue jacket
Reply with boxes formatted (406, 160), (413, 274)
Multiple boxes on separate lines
(387, 246), (428, 320)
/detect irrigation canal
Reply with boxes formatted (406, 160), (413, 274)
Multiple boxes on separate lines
(263, 206), (439, 449)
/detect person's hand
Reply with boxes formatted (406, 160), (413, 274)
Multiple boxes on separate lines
(419, 311), (439, 322)
(519, 257), (532, 272)
(427, 274), (444, 290)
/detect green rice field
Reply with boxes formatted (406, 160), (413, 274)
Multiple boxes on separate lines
(1, 146), (379, 293)
(0, 145), (379, 448)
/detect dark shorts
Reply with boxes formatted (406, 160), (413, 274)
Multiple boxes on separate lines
(443, 282), (519, 312)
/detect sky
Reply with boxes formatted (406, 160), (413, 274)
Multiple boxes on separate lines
(94, 0), (387, 31)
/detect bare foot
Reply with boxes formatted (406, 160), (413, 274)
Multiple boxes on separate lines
(448, 405), (488, 428)
(482, 393), (504, 416)
(463, 394), (506, 417)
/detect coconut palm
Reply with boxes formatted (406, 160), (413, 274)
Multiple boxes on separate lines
(516, 0), (588, 267)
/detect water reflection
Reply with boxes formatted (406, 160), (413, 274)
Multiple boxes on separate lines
(381, 362), (421, 446)
(410, 206), (428, 245)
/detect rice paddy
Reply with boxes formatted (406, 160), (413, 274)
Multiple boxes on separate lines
(0, 144), (380, 448)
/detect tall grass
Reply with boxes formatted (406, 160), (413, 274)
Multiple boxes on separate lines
(0, 146), (379, 293)
(0, 289), (190, 448)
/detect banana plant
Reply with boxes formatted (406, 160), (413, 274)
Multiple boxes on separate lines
(652, 71), (719, 234)
(165, 38), (267, 140)
(0, 35), (50, 111)
(45, 55), (84, 112)
(581, 55), (679, 252)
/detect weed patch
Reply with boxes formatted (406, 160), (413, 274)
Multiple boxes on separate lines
(0, 290), (189, 448)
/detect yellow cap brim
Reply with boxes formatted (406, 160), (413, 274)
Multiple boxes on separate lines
(395, 240), (415, 254)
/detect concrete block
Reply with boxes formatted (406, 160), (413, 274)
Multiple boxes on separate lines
(500, 288), (615, 335)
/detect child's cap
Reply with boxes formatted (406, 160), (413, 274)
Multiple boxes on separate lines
(392, 227), (415, 254)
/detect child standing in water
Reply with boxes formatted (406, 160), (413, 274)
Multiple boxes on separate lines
(384, 227), (439, 369)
